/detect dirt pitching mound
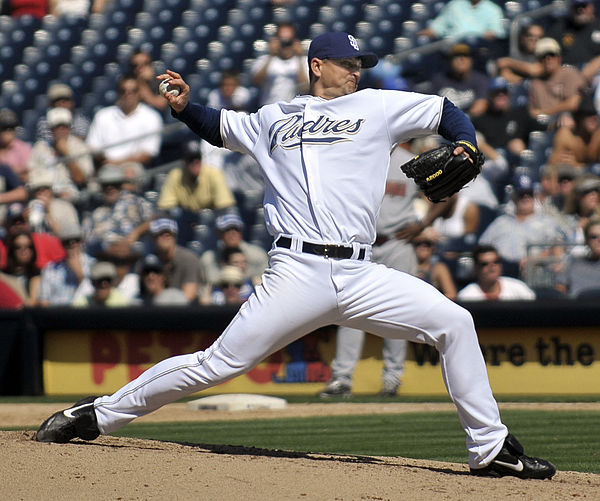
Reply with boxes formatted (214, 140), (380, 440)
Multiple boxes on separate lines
(2, 403), (600, 500)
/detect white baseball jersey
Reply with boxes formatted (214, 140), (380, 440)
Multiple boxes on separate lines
(220, 89), (444, 245)
(93, 88), (508, 470)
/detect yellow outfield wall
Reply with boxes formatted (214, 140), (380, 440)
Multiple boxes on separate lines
(42, 325), (600, 396)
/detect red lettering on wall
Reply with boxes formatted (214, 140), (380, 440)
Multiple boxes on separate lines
(127, 332), (153, 380)
(305, 362), (331, 382)
(246, 351), (283, 383)
(158, 332), (194, 357)
(90, 332), (121, 384)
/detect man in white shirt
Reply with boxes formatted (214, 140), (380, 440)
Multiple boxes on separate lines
(86, 75), (163, 181)
(458, 244), (536, 301)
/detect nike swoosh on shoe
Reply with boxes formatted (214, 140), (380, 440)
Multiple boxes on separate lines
(493, 459), (524, 472)
(63, 403), (94, 419)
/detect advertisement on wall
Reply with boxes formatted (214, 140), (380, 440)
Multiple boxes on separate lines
(43, 326), (600, 395)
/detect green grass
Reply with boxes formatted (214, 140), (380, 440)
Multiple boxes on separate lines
(103, 410), (600, 474)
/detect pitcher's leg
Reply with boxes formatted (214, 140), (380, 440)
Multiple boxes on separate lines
(95, 254), (339, 434)
(337, 261), (507, 468)
(330, 325), (365, 386)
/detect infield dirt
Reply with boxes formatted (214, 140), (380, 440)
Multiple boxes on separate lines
(2, 402), (599, 500)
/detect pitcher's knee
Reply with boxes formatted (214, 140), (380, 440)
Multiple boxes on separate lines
(433, 301), (477, 341)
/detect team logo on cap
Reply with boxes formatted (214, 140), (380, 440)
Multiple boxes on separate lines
(348, 34), (359, 51)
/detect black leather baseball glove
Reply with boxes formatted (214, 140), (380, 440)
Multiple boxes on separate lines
(401, 141), (484, 203)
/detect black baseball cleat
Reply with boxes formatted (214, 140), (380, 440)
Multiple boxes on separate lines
(470, 433), (556, 479)
(36, 396), (100, 443)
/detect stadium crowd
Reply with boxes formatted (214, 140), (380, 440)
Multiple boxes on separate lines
(2, 0), (600, 308)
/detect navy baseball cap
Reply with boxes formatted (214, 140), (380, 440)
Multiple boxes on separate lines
(308, 32), (378, 69)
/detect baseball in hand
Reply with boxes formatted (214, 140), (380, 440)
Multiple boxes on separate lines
(159, 78), (180, 97)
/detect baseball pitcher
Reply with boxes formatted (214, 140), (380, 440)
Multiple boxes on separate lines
(36, 32), (555, 480)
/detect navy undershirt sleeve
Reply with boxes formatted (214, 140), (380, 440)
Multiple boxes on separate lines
(438, 98), (478, 147)
(172, 103), (223, 147)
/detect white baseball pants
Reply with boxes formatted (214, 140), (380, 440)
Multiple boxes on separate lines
(94, 249), (507, 467)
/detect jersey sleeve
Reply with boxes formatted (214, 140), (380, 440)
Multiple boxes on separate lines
(381, 90), (444, 144)
(220, 108), (262, 155)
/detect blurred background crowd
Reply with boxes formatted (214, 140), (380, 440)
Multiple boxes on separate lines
(2, 0), (600, 308)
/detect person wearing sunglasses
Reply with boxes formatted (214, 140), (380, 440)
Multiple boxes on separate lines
(457, 244), (536, 301)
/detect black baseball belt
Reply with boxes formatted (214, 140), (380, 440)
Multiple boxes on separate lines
(276, 236), (367, 260)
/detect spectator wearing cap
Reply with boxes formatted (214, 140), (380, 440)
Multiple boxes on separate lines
(528, 37), (587, 126)
(417, 0), (506, 43)
(149, 217), (207, 302)
(210, 265), (248, 306)
(548, 92), (600, 168)
(479, 173), (567, 274)
(38, 225), (95, 306)
(26, 169), (79, 235)
(561, 174), (600, 253)
(0, 109), (32, 183)
(472, 77), (540, 162)
(430, 43), (490, 118)
(86, 74), (163, 180)
(28, 107), (94, 202)
(201, 213), (269, 286)
(495, 23), (545, 85)
(457, 245), (536, 301)
(0, 203), (65, 270)
(135, 254), (189, 306)
(35, 83), (90, 143)
(83, 164), (154, 258)
(72, 261), (130, 307)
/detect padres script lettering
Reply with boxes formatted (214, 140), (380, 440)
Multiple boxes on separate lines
(269, 114), (365, 153)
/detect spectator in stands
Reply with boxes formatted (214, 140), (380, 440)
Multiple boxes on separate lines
(38, 225), (94, 306)
(72, 261), (130, 307)
(536, 163), (566, 218)
(36, 83), (90, 143)
(555, 164), (581, 212)
(457, 244), (536, 301)
(207, 70), (251, 112)
(83, 164), (154, 258)
(201, 213), (269, 286)
(548, 91), (600, 168)
(0, 203), (65, 270)
(49, 0), (94, 18)
(432, 192), (480, 249)
(2, 230), (41, 305)
(157, 140), (236, 242)
(86, 74), (163, 182)
(209, 265), (248, 306)
(218, 246), (256, 297)
(528, 37), (587, 127)
(495, 23), (545, 84)
(561, 175), (600, 253)
(0, 161), (27, 225)
(556, 217), (600, 297)
(0, 109), (31, 183)
(413, 228), (457, 300)
(135, 253), (189, 306)
(417, 0), (506, 43)
(28, 107), (93, 202)
(150, 217), (206, 303)
(472, 77), (539, 161)
(430, 43), (489, 118)
(8, 0), (48, 18)
(479, 173), (567, 274)
(129, 50), (168, 112)
(548, 0), (600, 70)
(251, 22), (309, 106)
(26, 170), (79, 235)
